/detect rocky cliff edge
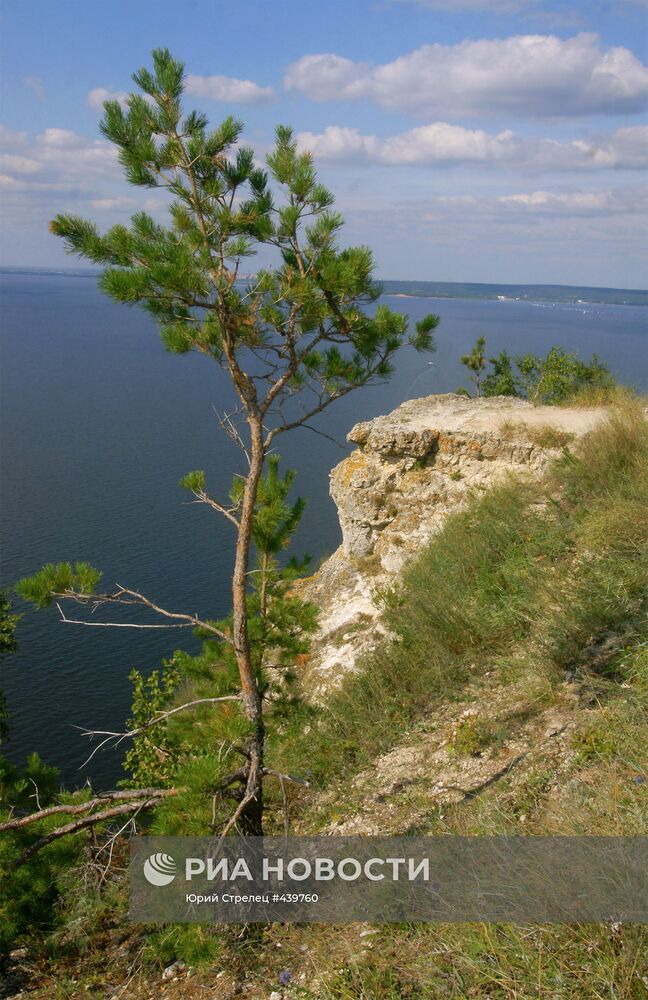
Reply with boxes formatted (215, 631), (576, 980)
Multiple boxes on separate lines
(296, 393), (607, 697)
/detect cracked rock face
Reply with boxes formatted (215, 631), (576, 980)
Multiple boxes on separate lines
(332, 393), (603, 570)
(297, 393), (606, 696)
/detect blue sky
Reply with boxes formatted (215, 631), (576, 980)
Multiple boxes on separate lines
(1, 0), (647, 286)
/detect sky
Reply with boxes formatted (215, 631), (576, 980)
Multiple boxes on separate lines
(0, 0), (647, 287)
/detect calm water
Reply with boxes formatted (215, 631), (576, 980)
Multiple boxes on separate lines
(1, 272), (647, 788)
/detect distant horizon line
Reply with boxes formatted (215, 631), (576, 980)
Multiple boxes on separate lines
(0, 265), (646, 296)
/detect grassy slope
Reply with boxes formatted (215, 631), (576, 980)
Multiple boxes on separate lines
(261, 396), (648, 998)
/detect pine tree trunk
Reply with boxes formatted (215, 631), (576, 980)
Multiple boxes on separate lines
(231, 414), (265, 835)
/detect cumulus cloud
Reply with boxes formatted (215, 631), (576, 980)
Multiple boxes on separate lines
(284, 33), (648, 118)
(296, 123), (648, 171)
(0, 125), (27, 144)
(87, 87), (129, 110)
(297, 123), (517, 164)
(34, 128), (119, 176)
(0, 124), (119, 204)
(338, 183), (648, 265)
(335, 181), (647, 286)
(0, 124), (179, 232)
(87, 73), (274, 112)
(186, 73), (274, 103)
(361, 186), (648, 239)
(498, 189), (616, 212)
(0, 153), (42, 175)
(89, 196), (136, 210)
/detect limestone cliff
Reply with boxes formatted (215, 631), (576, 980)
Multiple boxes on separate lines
(297, 393), (606, 696)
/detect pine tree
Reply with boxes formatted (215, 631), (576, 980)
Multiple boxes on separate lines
(482, 349), (519, 398)
(17, 49), (439, 836)
(460, 336), (487, 397)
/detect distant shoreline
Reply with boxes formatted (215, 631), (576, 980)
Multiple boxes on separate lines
(1, 267), (646, 308)
(380, 279), (648, 308)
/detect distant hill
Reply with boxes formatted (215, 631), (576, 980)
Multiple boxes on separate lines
(2, 268), (646, 307)
(380, 279), (648, 307)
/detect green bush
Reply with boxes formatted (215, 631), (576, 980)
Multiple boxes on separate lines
(471, 341), (616, 404)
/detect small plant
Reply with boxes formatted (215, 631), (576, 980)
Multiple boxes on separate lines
(498, 419), (519, 439)
(572, 723), (617, 763)
(446, 710), (492, 756)
(498, 422), (574, 449)
(460, 336), (487, 397)
(122, 658), (181, 786)
(351, 552), (383, 576)
(482, 349), (519, 398)
(527, 425), (575, 449)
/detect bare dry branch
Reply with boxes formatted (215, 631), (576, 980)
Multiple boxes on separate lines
(56, 604), (192, 630)
(218, 789), (256, 840)
(189, 488), (240, 528)
(263, 768), (310, 788)
(75, 695), (242, 767)
(8, 797), (171, 870)
(0, 788), (176, 833)
(51, 586), (232, 645)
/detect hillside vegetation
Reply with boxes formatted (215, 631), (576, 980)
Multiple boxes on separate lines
(2, 393), (647, 998)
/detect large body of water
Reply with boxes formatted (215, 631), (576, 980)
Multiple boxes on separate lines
(1, 271), (647, 788)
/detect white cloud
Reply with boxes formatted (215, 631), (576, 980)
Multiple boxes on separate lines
(186, 73), (274, 104)
(0, 124), (27, 145)
(296, 123), (648, 171)
(38, 128), (87, 148)
(0, 153), (42, 174)
(357, 185), (648, 239)
(498, 189), (615, 212)
(285, 55), (370, 102)
(284, 33), (648, 118)
(423, 184), (648, 218)
(0, 123), (178, 236)
(34, 129), (118, 175)
(90, 196), (136, 210)
(0, 124), (118, 200)
(334, 181), (647, 286)
(87, 87), (129, 110)
(87, 73), (274, 112)
(338, 183), (648, 262)
(297, 123), (517, 164)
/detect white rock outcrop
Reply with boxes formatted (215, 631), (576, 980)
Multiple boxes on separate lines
(296, 393), (606, 695)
